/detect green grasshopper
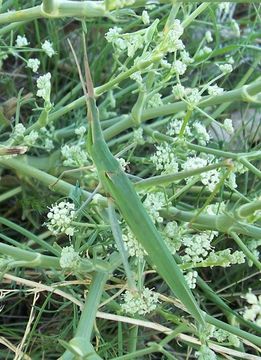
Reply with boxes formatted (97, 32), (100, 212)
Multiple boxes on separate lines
(71, 38), (205, 326)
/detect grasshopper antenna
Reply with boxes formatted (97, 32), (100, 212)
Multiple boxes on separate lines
(82, 34), (95, 99)
(67, 38), (89, 123)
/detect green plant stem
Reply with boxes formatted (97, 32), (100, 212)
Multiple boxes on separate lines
(48, 75), (261, 135)
(162, 207), (261, 239)
(0, 157), (104, 203)
(230, 232), (261, 270)
(135, 162), (228, 190)
(0, 186), (21, 203)
(0, 242), (60, 268)
(60, 271), (108, 360)
(111, 344), (160, 360)
(103, 78), (261, 140)
(237, 200), (261, 218)
(0, 1), (106, 25)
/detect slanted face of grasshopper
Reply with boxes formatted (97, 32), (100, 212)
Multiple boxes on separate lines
(70, 38), (205, 326)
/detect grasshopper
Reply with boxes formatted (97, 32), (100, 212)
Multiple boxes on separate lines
(71, 37), (205, 326)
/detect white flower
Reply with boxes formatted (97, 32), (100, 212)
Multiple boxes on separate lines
(133, 128), (144, 144)
(121, 287), (159, 315)
(105, 27), (123, 43)
(167, 19), (184, 42)
(226, 172), (237, 189)
(167, 118), (192, 137)
(60, 246), (80, 269)
(182, 157), (208, 171)
(184, 271), (198, 289)
(180, 50), (194, 64)
(151, 142), (179, 175)
(141, 10), (150, 25)
(186, 89), (202, 105)
(12, 123), (26, 140)
(201, 169), (220, 192)
(206, 202), (226, 215)
(15, 35), (29, 47)
(41, 40), (55, 57)
(27, 58), (40, 73)
(123, 228), (146, 259)
(193, 121), (210, 145)
(61, 144), (89, 167)
(198, 46), (212, 56)
(182, 231), (216, 263)
(117, 158), (129, 171)
(208, 84), (224, 96)
(172, 84), (185, 99)
(147, 93), (163, 108)
(46, 201), (75, 236)
(195, 345), (217, 360)
(160, 59), (171, 69)
(218, 63), (233, 74)
(205, 30), (213, 43)
(36, 72), (51, 102)
(173, 60), (187, 75)
(242, 290), (261, 326)
(24, 130), (39, 146)
(223, 118), (234, 135)
(143, 192), (165, 223)
(75, 126), (86, 136)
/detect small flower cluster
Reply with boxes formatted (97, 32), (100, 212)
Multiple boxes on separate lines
(212, 328), (240, 347)
(105, 27), (145, 58)
(10, 123), (39, 148)
(161, 19), (184, 53)
(36, 72), (52, 103)
(41, 40), (55, 57)
(150, 142), (179, 174)
(222, 118), (234, 135)
(201, 169), (220, 192)
(242, 290), (261, 326)
(60, 246), (80, 269)
(122, 227), (147, 259)
(117, 158), (129, 171)
(205, 249), (245, 267)
(167, 118), (210, 145)
(195, 345), (217, 360)
(61, 144), (89, 167)
(121, 287), (159, 315)
(205, 202), (226, 215)
(46, 201), (75, 236)
(181, 231), (217, 263)
(184, 270), (198, 289)
(208, 84), (224, 96)
(143, 192), (165, 223)
(15, 35), (29, 47)
(14, 35), (55, 75)
(163, 221), (183, 254)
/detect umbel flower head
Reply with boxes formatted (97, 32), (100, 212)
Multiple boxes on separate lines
(60, 246), (80, 269)
(46, 201), (75, 236)
(121, 287), (159, 315)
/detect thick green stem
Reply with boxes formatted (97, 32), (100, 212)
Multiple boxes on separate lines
(162, 207), (261, 239)
(103, 78), (261, 140)
(237, 200), (261, 219)
(135, 162), (228, 190)
(0, 1), (106, 25)
(0, 242), (60, 268)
